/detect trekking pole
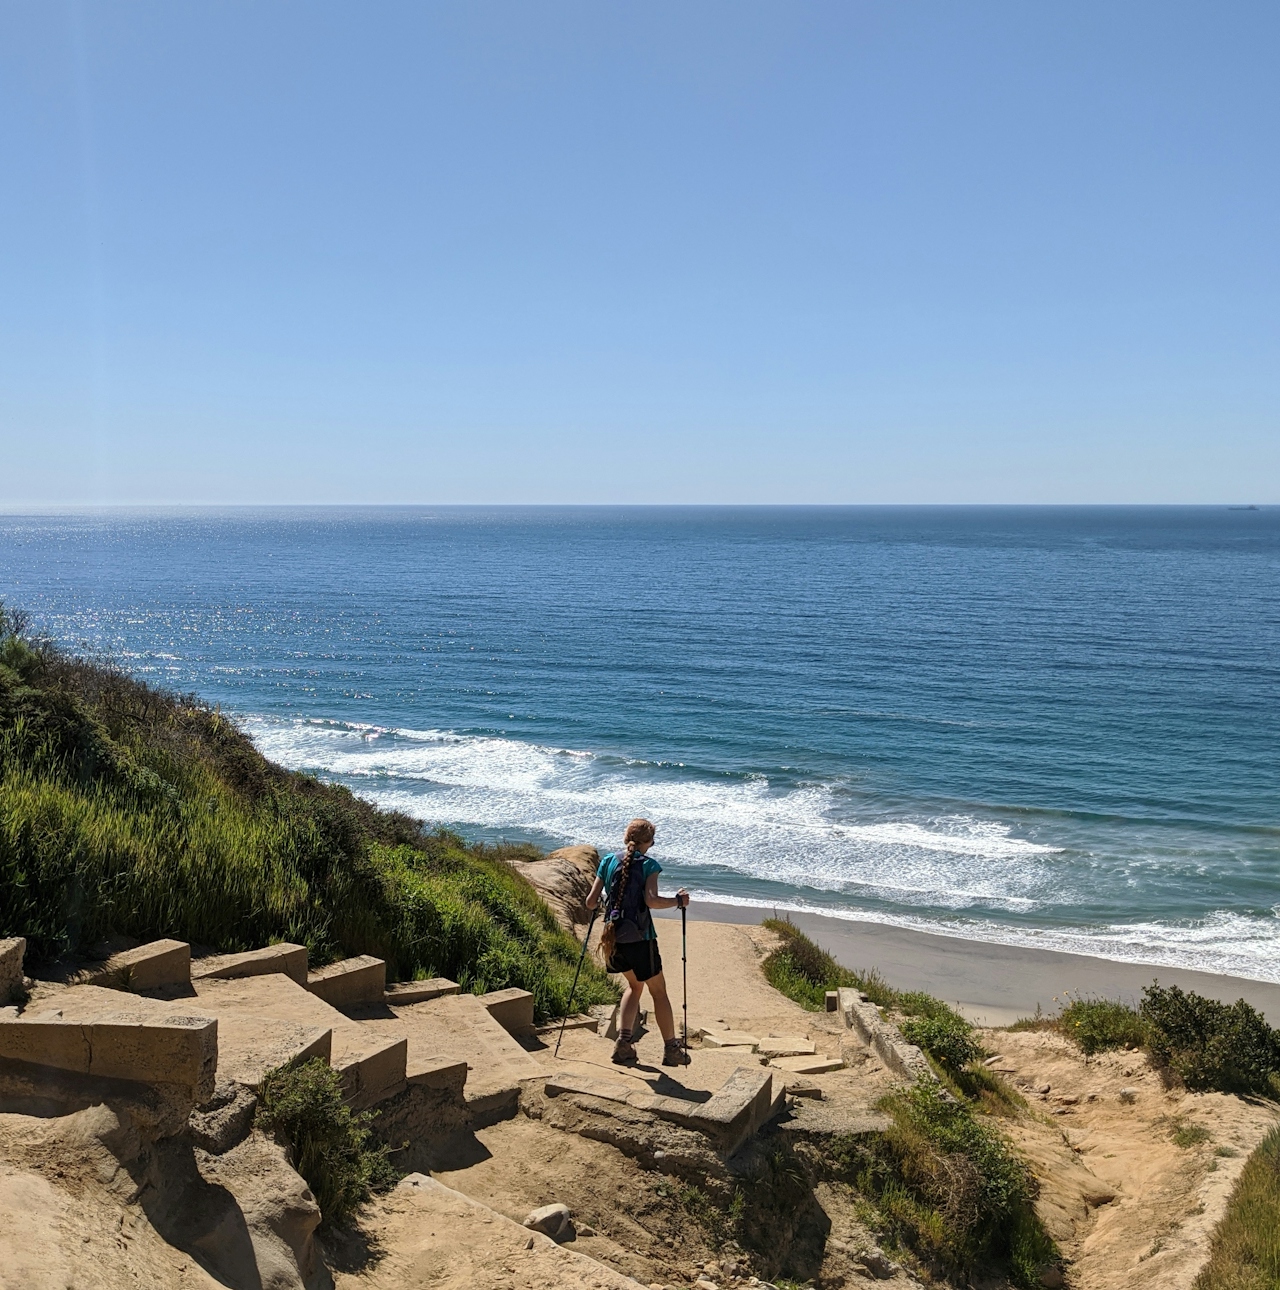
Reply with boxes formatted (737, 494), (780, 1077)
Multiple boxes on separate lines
(681, 897), (689, 1053)
(555, 908), (598, 1059)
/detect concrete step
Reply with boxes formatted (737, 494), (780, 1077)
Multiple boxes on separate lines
(771, 1054), (843, 1075)
(353, 991), (541, 1127)
(699, 1028), (759, 1050)
(384, 978), (459, 1006)
(757, 1036), (817, 1058)
(0, 937), (25, 1004)
(406, 1056), (468, 1096)
(545, 1062), (782, 1157)
(193, 943), (309, 987)
(477, 987), (535, 1036)
(335, 1035), (408, 1111)
(85, 939), (191, 993)
(190, 974), (406, 1104)
(308, 954), (387, 1008)
(0, 984), (217, 1105)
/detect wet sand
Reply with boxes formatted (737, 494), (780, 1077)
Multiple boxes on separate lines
(654, 901), (1280, 1026)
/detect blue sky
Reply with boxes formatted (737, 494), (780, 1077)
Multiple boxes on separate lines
(1, 2), (1277, 504)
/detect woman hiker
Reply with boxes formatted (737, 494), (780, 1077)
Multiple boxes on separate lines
(585, 817), (691, 1067)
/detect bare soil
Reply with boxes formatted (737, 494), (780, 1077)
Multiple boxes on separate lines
(982, 1026), (1279, 1290)
(4, 912), (1278, 1290)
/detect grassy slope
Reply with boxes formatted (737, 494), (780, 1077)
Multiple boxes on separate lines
(0, 612), (614, 1021)
(1195, 1126), (1280, 1290)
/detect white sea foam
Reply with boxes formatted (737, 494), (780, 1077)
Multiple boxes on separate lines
(244, 716), (1066, 911)
(240, 715), (1280, 981)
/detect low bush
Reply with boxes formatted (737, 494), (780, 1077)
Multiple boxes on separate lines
(1171, 1122), (1212, 1149)
(760, 916), (869, 1009)
(761, 917), (930, 1014)
(901, 1011), (983, 1078)
(1006, 1005), (1056, 1033)
(257, 1059), (395, 1227)
(1057, 996), (1148, 1056)
(826, 1083), (1057, 1287)
(1012, 985), (1280, 1098)
(1194, 1126), (1280, 1290)
(1142, 983), (1279, 1097)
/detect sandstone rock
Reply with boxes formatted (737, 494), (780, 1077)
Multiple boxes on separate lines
(194, 1131), (323, 1288)
(857, 1249), (897, 1279)
(189, 1081), (257, 1155)
(524, 1201), (573, 1241)
(507, 846), (600, 934)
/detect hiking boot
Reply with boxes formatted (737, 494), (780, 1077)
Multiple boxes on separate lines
(661, 1040), (690, 1067)
(611, 1038), (638, 1065)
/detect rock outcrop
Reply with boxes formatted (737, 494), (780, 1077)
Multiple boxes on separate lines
(506, 845), (600, 934)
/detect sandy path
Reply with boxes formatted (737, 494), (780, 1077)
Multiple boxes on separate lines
(670, 902), (1280, 1026)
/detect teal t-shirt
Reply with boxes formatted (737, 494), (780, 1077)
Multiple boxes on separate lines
(597, 851), (662, 941)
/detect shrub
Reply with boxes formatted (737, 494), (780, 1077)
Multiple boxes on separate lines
(761, 916), (866, 1010)
(901, 1011), (983, 1078)
(1142, 983), (1280, 1096)
(1057, 996), (1148, 1056)
(1194, 1126), (1280, 1290)
(828, 1083), (1057, 1287)
(761, 917), (900, 1011)
(257, 1059), (395, 1227)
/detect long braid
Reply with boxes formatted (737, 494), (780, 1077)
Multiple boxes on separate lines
(598, 838), (637, 964)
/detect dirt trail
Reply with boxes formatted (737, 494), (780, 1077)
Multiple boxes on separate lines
(424, 916), (1280, 1290)
(5, 907), (1277, 1290)
(426, 918), (910, 1288)
(983, 1026), (1279, 1290)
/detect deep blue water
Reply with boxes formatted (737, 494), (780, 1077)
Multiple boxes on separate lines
(2, 506), (1278, 979)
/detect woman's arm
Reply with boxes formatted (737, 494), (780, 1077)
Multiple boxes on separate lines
(585, 876), (605, 910)
(644, 872), (689, 911)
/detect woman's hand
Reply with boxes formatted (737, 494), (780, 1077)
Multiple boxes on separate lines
(676, 888), (690, 909)
(585, 876), (604, 912)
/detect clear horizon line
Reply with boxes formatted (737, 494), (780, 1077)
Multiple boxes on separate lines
(0, 500), (1272, 512)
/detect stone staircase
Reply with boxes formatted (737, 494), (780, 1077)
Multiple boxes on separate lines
(0, 936), (544, 1140)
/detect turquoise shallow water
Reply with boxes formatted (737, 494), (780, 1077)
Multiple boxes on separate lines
(2, 506), (1278, 979)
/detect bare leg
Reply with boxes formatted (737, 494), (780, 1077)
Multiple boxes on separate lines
(618, 971), (642, 1033)
(645, 972), (676, 1042)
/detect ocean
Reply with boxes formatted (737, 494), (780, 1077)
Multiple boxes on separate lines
(2, 506), (1277, 981)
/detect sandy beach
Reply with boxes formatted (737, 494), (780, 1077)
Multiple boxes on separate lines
(655, 901), (1280, 1026)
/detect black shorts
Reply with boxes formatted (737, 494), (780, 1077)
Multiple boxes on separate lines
(606, 938), (663, 982)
